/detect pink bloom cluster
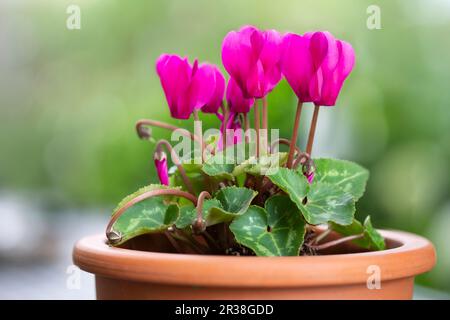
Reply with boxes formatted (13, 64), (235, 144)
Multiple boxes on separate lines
(154, 25), (355, 184)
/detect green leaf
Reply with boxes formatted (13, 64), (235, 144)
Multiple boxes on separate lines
(174, 187), (257, 229)
(232, 152), (288, 176)
(330, 216), (385, 251)
(300, 182), (355, 225)
(175, 199), (222, 229)
(230, 195), (306, 256)
(112, 184), (177, 216)
(312, 158), (369, 200)
(330, 219), (364, 236)
(363, 216), (386, 250)
(170, 163), (206, 196)
(267, 167), (309, 205)
(174, 204), (195, 229)
(205, 187), (258, 226)
(202, 151), (236, 181)
(268, 168), (355, 225)
(207, 187), (258, 225)
(110, 196), (179, 246)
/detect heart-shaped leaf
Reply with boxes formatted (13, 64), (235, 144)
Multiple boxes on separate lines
(267, 167), (309, 204)
(174, 204), (195, 229)
(362, 216), (385, 250)
(268, 168), (355, 225)
(207, 187), (258, 225)
(175, 198), (222, 229)
(112, 184), (176, 216)
(330, 216), (385, 250)
(110, 196), (179, 246)
(312, 158), (369, 200)
(301, 182), (355, 225)
(174, 187), (257, 228)
(230, 195), (306, 256)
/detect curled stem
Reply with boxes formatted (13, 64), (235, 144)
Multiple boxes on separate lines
(270, 138), (301, 156)
(192, 191), (211, 235)
(287, 100), (303, 168)
(155, 139), (195, 195)
(292, 151), (311, 169)
(136, 119), (214, 156)
(106, 189), (197, 243)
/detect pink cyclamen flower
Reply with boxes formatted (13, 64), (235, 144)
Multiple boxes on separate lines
(281, 33), (316, 103)
(156, 54), (225, 119)
(222, 25), (282, 99)
(226, 78), (255, 113)
(312, 36), (355, 106)
(154, 152), (169, 185)
(281, 31), (355, 106)
(194, 64), (226, 114)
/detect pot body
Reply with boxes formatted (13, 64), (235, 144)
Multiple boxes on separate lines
(94, 276), (414, 300)
(73, 230), (435, 300)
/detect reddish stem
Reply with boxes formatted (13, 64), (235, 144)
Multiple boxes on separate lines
(106, 189), (197, 243)
(308, 234), (364, 251)
(243, 112), (250, 143)
(192, 110), (205, 162)
(155, 140), (195, 195)
(136, 119), (214, 156)
(193, 191), (211, 234)
(262, 97), (268, 154)
(270, 138), (301, 156)
(254, 100), (260, 158)
(287, 100), (303, 168)
(306, 104), (320, 155)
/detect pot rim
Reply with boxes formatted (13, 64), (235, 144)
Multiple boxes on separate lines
(73, 229), (436, 288)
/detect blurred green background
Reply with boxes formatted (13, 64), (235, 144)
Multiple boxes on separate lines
(1, 0), (449, 295)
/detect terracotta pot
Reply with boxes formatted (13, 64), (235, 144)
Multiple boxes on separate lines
(73, 229), (436, 300)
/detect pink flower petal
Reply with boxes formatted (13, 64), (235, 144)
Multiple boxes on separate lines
(280, 33), (314, 102)
(155, 54), (194, 119)
(222, 25), (282, 98)
(227, 77), (254, 113)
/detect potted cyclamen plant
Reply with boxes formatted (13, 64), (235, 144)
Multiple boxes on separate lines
(73, 26), (435, 300)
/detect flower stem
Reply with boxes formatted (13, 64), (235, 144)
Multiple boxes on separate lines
(287, 100), (303, 168)
(155, 139), (195, 195)
(222, 107), (229, 147)
(308, 234), (364, 251)
(262, 97), (268, 154)
(243, 112), (250, 143)
(193, 110), (204, 162)
(136, 119), (214, 155)
(254, 100), (260, 158)
(306, 104), (320, 155)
